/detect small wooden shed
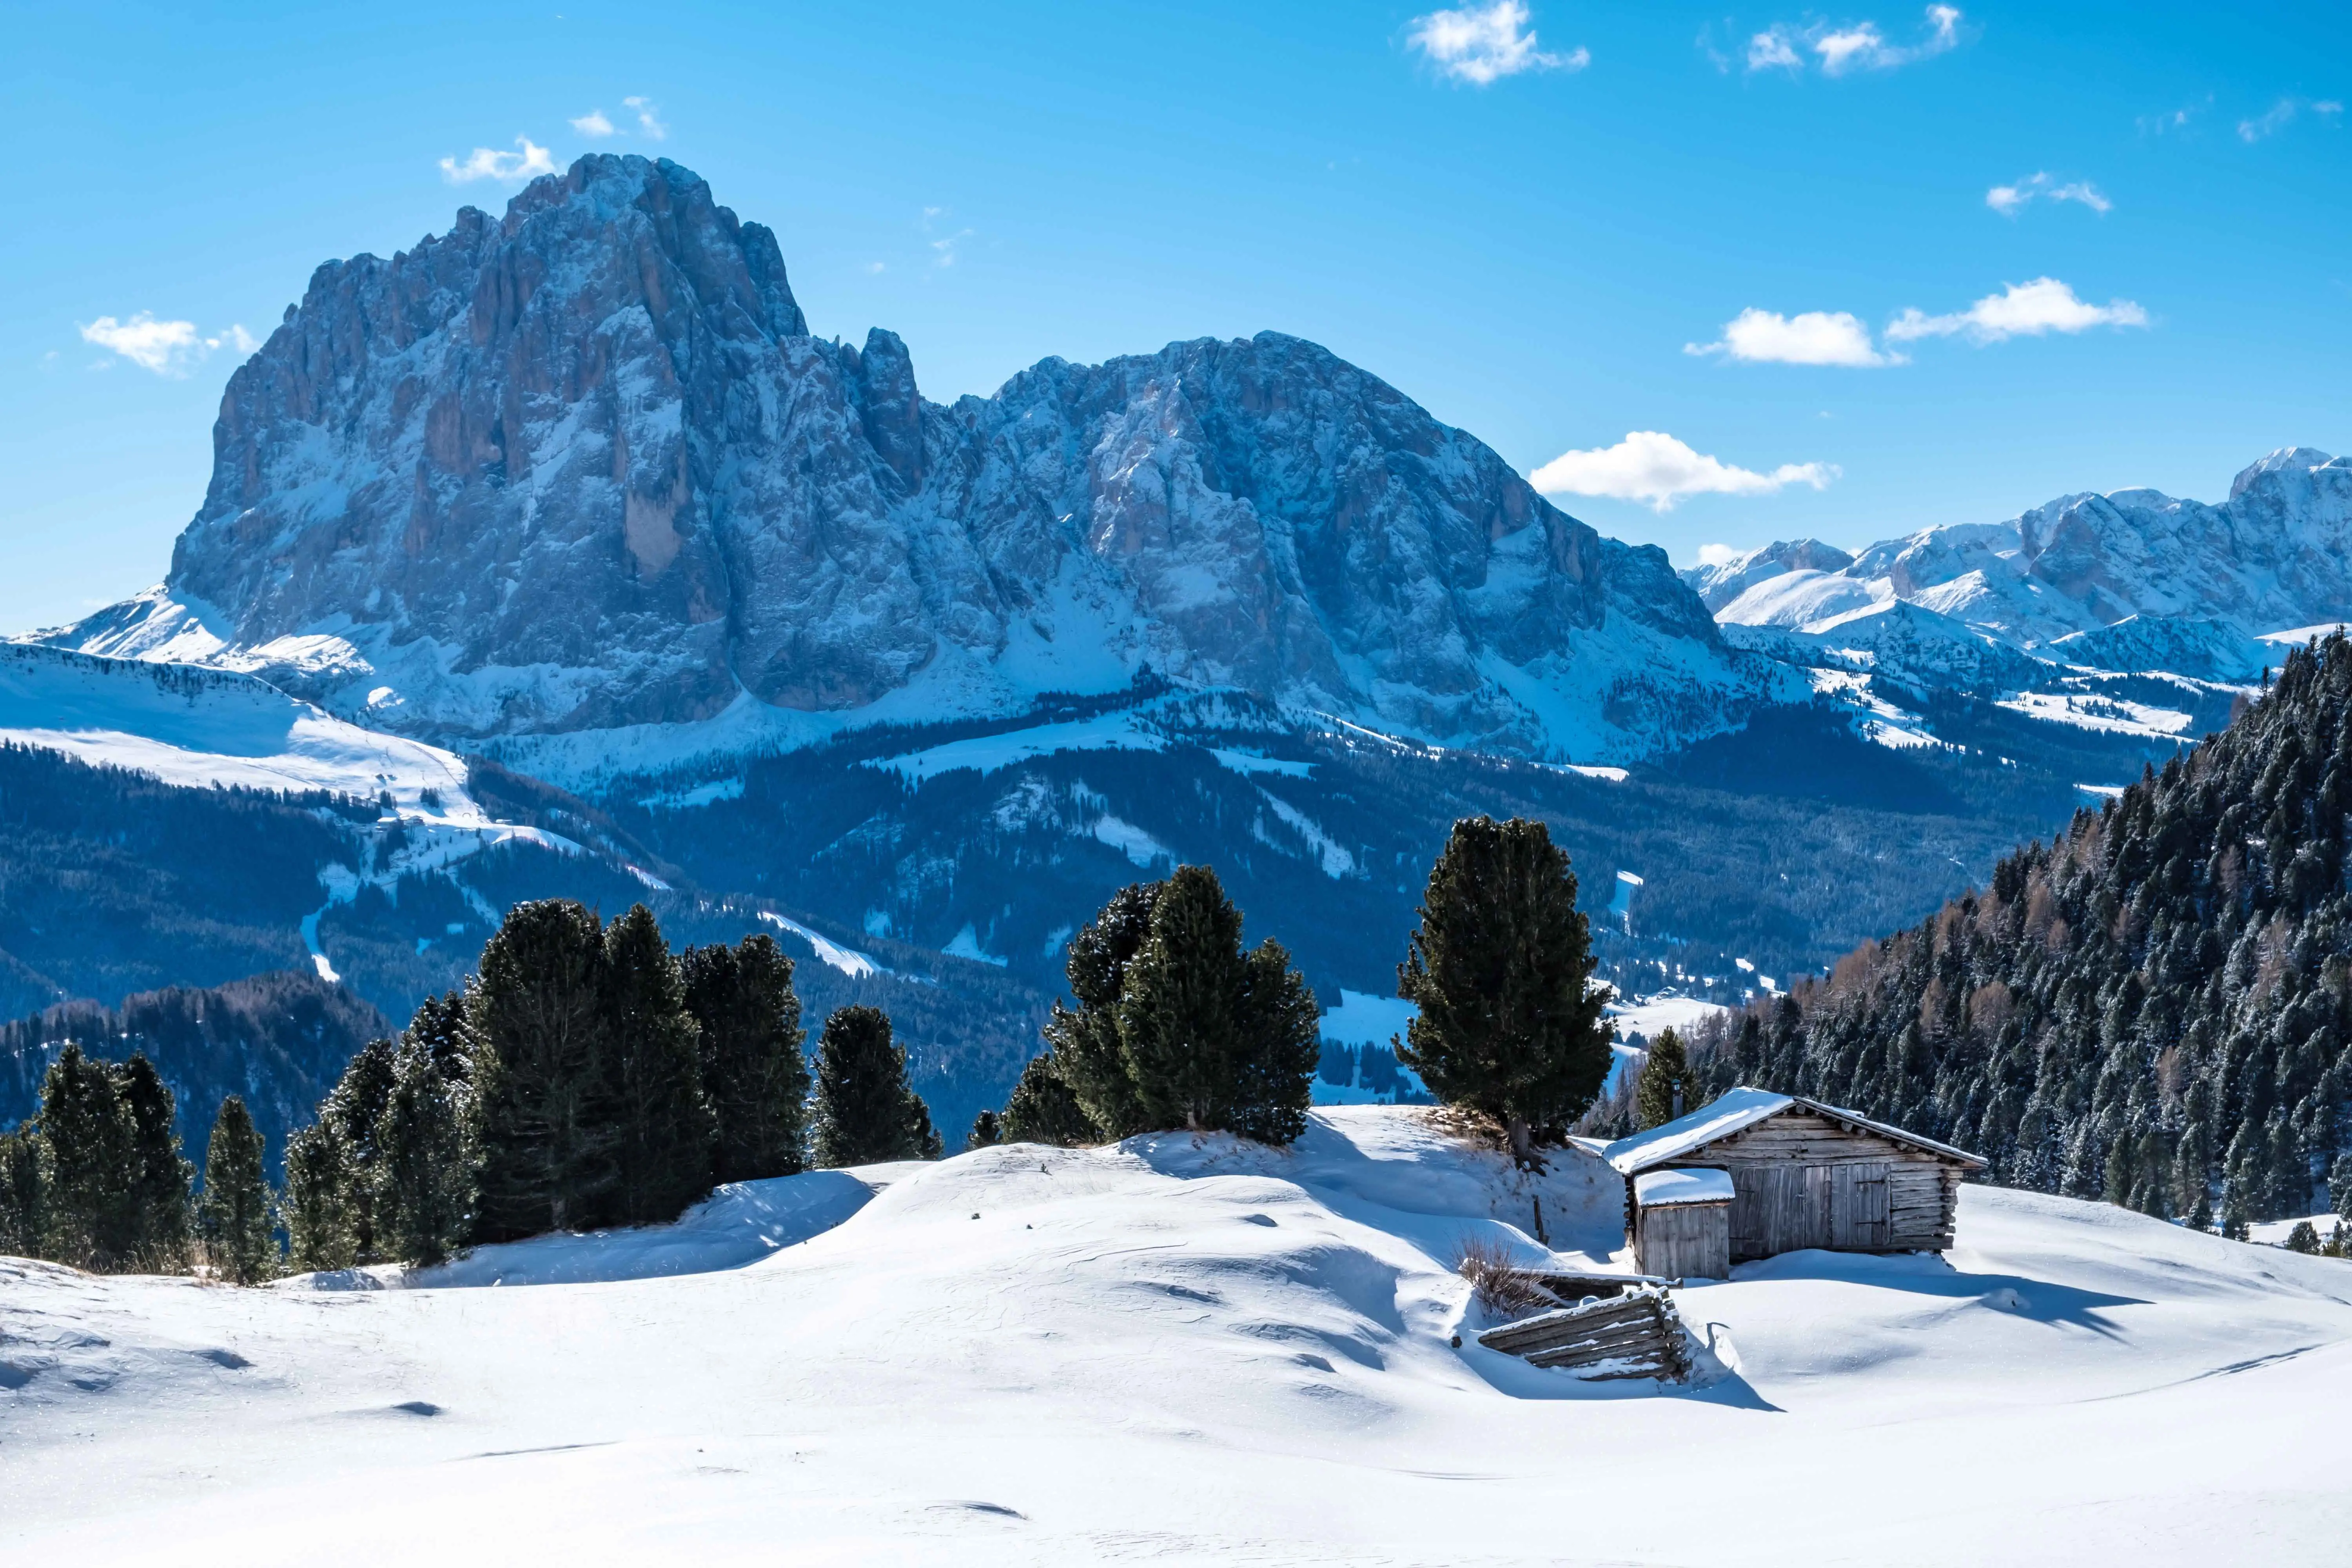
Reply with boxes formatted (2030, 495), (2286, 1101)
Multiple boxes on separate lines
(1631, 1167), (1734, 1281)
(1605, 1087), (1987, 1268)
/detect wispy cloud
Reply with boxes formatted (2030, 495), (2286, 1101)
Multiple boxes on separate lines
(79, 313), (260, 376)
(439, 136), (557, 184)
(570, 109), (616, 138)
(1697, 543), (1743, 568)
(2239, 97), (2341, 143)
(624, 95), (668, 140)
(1531, 431), (1838, 512)
(1686, 308), (1900, 367)
(919, 206), (974, 269)
(1887, 278), (2147, 344)
(1986, 171), (2111, 217)
(1408, 1), (1588, 86)
(1748, 5), (1963, 76)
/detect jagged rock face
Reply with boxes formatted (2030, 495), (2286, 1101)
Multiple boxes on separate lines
(1681, 539), (1856, 613)
(62, 154), (1762, 760)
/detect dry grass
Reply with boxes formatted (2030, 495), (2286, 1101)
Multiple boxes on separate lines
(1452, 1235), (1564, 1320)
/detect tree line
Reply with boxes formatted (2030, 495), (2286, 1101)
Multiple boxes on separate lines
(1651, 636), (2352, 1236)
(4, 817), (1629, 1281)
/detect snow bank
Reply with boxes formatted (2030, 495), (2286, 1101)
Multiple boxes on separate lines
(7, 1107), (2352, 1566)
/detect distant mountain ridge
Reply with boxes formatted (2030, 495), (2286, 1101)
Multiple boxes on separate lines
(1683, 448), (2352, 686)
(31, 153), (1787, 767)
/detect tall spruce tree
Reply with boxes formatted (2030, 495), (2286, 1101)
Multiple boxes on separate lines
(1042, 882), (1160, 1137)
(196, 1096), (276, 1285)
(323, 1036), (399, 1260)
(1397, 816), (1613, 1165)
(469, 899), (616, 1239)
(36, 1043), (139, 1269)
(0, 1126), (49, 1258)
(374, 1036), (477, 1267)
(602, 904), (716, 1225)
(118, 1054), (193, 1272)
(1635, 1029), (1693, 1131)
(282, 1119), (357, 1272)
(1114, 865), (1320, 1144)
(812, 1007), (940, 1166)
(998, 1053), (1101, 1147)
(682, 933), (809, 1183)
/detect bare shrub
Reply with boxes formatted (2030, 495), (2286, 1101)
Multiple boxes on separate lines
(1452, 1235), (1563, 1320)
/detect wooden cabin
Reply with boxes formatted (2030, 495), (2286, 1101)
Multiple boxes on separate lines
(1604, 1088), (1987, 1269)
(1630, 1167), (1734, 1281)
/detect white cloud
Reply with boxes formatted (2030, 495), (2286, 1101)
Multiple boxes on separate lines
(78, 313), (201, 374)
(865, 261), (887, 275)
(2240, 98), (2341, 143)
(1408, 1), (1587, 86)
(78, 314), (260, 375)
(1986, 171), (2111, 217)
(624, 96), (668, 140)
(1530, 431), (1839, 512)
(1748, 5), (1962, 76)
(571, 109), (616, 137)
(439, 136), (558, 184)
(1686, 307), (1899, 367)
(1697, 542), (1742, 568)
(1886, 277), (2148, 344)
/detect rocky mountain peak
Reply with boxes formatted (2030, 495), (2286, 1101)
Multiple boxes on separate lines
(43, 156), (1778, 764)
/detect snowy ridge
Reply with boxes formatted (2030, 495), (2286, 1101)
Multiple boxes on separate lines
(5, 1105), (2350, 1564)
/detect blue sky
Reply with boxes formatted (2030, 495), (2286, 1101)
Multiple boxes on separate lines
(2, 1), (2344, 631)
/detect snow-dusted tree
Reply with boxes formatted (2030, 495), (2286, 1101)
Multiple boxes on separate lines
(998, 1053), (1100, 1147)
(322, 1036), (399, 1259)
(682, 933), (808, 1183)
(196, 1096), (277, 1285)
(0, 1127), (50, 1258)
(812, 1006), (940, 1167)
(1397, 816), (1612, 1165)
(34, 1043), (138, 1269)
(965, 1109), (1002, 1151)
(1116, 864), (1320, 1145)
(1635, 1029), (1693, 1131)
(602, 904), (715, 1225)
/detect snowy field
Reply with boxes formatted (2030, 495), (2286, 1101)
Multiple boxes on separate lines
(5, 1106), (2349, 1566)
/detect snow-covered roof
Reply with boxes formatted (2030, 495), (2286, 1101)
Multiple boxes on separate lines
(1634, 1167), (1733, 1207)
(1603, 1087), (1987, 1174)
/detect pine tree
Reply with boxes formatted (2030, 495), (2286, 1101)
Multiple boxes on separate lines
(0, 1127), (50, 1258)
(966, 1110), (1002, 1151)
(1114, 865), (1320, 1144)
(469, 899), (617, 1240)
(812, 1007), (940, 1166)
(2285, 1220), (2320, 1254)
(682, 933), (809, 1183)
(282, 1119), (357, 1272)
(602, 904), (715, 1225)
(374, 1037), (477, 1267)
(36, 1043), (138, 1269)
(998, 1053), (1101, 1147)
(403, 990), (475, 1084)
(196, 1096), (277, 1285)
(1396, 817), (1613, 1164)
(1635, 1029), (1693, 1131)
(323, 1036), (399, 1259)
(1041, 881), (1160, 1137)
(118, 1055), (192, 1272)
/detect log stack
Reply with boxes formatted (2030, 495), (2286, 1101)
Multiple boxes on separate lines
(1474, 1287), (1692, 1381)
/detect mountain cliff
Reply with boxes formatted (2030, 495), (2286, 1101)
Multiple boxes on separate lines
(38, 154), (1777, 764)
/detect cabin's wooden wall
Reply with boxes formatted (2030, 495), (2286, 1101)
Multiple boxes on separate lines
(1634, 1201), (1730, 1281)
(1648, 1112), (1965, 1259)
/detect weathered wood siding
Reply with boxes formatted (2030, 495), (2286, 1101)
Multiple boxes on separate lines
(1634, 1200), (1730, 1281)
(1644, 1111), (1967, 1259)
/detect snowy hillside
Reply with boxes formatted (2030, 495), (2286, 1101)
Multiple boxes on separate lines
(5, 1106), (2347, 1565)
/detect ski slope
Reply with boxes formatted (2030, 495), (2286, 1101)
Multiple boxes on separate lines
(4, 1106), (2348, 1565)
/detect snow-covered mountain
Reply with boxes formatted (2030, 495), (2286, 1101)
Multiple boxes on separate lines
(30, 154), (1784, 766)
(1692, 448), (2352, 676)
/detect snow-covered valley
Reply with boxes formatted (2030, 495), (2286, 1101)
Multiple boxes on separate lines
(6, 1107), (2346, 1566)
